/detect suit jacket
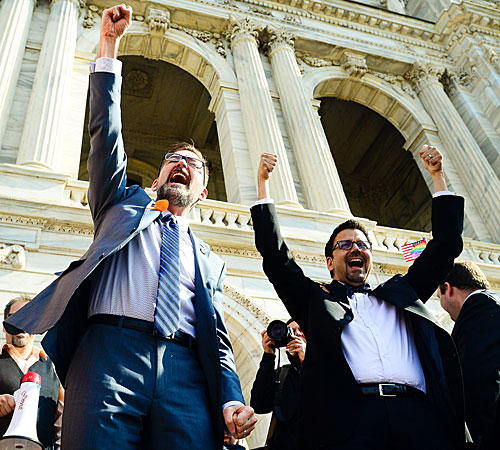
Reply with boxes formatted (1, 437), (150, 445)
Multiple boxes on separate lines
(5, 72), (244, 445)
(251, 197), (466, 449)
(452, 290), (500, 450)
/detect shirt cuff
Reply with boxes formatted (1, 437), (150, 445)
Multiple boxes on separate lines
(223, 400), (244, 411)
(90, 57), (122, 74)
(432, 190), (455, 198)
(253, 198), (274, 206)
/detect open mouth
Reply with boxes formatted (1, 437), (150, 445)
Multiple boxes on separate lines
(168, 169), (190, 186)
(347, 257), (364, 269)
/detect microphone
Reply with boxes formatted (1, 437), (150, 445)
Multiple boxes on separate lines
(0, 372), (43, 450)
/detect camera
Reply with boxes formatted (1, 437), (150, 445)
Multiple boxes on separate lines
(266, 320), (293, 348)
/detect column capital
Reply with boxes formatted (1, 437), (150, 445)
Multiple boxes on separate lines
(265, 25), (296, 56)
(405, 62), (445, 93)
(227, 15), (261, 47)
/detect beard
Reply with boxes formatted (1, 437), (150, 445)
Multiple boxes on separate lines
(156, 183), (196, 208)
(11, 334), (31, 348)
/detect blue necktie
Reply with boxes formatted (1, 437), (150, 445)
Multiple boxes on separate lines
(154, 215), (180, 337)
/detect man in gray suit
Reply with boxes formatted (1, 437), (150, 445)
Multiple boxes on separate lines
(4, 5), (256, 449)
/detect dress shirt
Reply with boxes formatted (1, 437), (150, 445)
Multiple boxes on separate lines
(253, 191), (454, 392)
(2, 344), (64, 448)
(88, 213), (198, 339)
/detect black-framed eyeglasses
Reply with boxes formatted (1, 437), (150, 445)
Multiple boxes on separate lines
(333, 240), (372, 251)
(163, 153), (206, 171)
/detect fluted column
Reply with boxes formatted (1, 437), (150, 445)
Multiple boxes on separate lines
(444, 72), (500, 179)
(407, 63), (500, 242)
(267, 27), (350, 213)
(228, 17), (300, 207)
(0, 0), (35, 149)
(17, 0), (79, 170)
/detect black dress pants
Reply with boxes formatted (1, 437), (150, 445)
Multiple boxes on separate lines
(320, 396), (455, 450)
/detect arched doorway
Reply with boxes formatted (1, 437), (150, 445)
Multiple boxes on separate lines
(79, 56), (226, 201)
(319, 97), (432, 231)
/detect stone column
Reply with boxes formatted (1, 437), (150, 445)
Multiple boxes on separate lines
(0, 0), (35, 149)
(17, 0), (79, 170)
(266, 26), (350, 214)
(228, 17), (300, 207)
(407, 63), (500, 243)
(444, 71), (500, 179)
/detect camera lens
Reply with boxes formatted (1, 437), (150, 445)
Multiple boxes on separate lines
(267, 320), (293, 348)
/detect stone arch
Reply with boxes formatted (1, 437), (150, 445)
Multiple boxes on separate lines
(302, 67), (446, 230)
(76, 24), (254, 204)
(303, 66), (437, 153)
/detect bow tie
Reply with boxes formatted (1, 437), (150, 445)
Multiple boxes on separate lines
(345, 283), (372, 298)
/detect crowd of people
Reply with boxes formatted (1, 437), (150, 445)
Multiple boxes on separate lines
(1, 4), (499, 450)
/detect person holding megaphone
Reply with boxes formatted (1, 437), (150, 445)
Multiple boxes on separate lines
(0, 296), (63, 449)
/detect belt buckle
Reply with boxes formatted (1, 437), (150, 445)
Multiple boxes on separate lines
(378, 384), (397, 397)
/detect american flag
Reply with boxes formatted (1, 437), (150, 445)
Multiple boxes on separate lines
(401, 239), (427, 262)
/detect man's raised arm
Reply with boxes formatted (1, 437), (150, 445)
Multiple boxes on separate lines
(87, 5), (132, 222)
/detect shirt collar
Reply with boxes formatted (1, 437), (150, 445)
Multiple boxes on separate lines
(463, 288), (488, 304)
(160, 211), (189, 233)
(2, 343), (47, 361)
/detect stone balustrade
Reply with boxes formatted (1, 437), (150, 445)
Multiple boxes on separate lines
(62, 185), (500, 275)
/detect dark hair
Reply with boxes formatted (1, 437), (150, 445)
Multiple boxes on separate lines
(158, 142), (209, 185)
(286, 318), (295, 326)
(439, 261), (490, 294)
(324, 219), (370, 259)
(4, 295), (31, 319)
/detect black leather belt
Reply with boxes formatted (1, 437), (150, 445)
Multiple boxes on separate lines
(359, 383), (425, 398)
(88, 314), (196, 349)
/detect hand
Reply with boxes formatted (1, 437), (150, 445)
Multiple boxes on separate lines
(258, 153), (277, 183)
(261, 330), (275, 355)
(223, 405), (258, 440)
(286, 335), (306, 365)
(257, 153), (277, 200)
(419, 145), (443, 175)
(98, 4), (132, 58)
(0, 394), (15, 417)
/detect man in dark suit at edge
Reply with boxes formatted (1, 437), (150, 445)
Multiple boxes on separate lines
(4, 5), (257, 449)
(438, 261), (500, 450)
(251, 147), (469, 449)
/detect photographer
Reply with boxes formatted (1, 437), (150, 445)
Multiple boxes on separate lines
(250, 320), (306, 450)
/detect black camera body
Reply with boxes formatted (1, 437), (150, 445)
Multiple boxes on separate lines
(267, 320), (293, 348)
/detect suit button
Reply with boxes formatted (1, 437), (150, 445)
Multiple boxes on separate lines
(130, 228), (136, 235)
(99, 253), (105, 260)
(345, 315), (352, 321)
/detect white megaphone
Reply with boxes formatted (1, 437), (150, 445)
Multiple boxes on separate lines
(0, 372), (43, 450)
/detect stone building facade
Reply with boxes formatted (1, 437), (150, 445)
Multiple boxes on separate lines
(0, 0), (500, 445)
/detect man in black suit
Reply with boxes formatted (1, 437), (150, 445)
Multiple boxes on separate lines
(251, 147), (468, 449)
(438, 261), (500, 450)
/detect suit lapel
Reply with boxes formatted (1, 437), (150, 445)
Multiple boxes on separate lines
(136, 201), (161, 233)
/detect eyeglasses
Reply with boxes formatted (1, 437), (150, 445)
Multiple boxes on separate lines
(333, 240), (372, 251)
(163, 153), (205, 170)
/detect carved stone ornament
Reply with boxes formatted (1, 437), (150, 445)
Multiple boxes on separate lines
(226, 15), (261, 46)
(0, 244), (26, 270)
(295, 52), (336, 67)
(170, 24), (227, 58)
(405, 62), (445, 93)
(82, 4), (100, 29)
(368, 70), (416, 98)
(341, 51), (368, 79)
(145, 7), (170, 35)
